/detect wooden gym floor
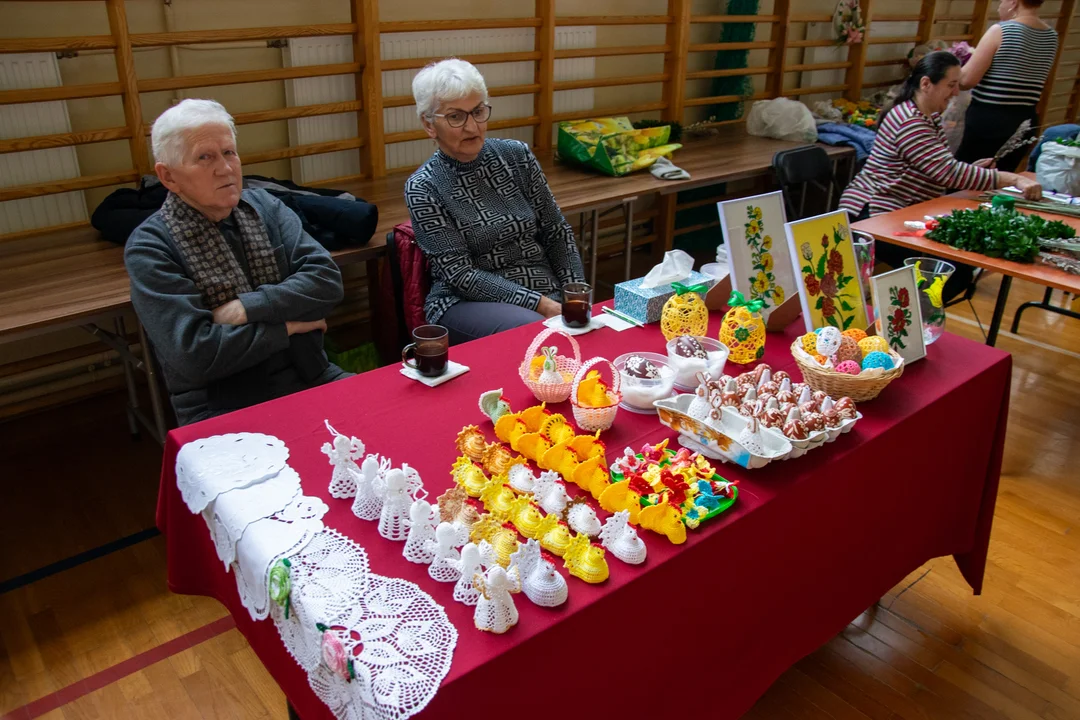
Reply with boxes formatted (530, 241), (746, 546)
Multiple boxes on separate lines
(1, 269), (1078, 719)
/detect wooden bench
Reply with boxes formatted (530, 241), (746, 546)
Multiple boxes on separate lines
(0, 127), (853, 441)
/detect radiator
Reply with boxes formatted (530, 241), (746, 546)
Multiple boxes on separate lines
(283, 39), (362, 184)
(285, 26), (596, 178)
(0, 52), (88, 235)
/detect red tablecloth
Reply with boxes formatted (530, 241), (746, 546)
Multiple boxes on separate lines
(157, 313), (1011, 720)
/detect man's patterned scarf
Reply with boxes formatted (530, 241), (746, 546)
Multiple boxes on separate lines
(160, 191), (281, 309)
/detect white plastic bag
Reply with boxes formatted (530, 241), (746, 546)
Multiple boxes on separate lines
(1036, 142), (1080, 196)
(941, 90), (971, 154)
(746, 98), (818, 144)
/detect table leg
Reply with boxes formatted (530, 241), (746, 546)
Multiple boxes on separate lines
(1007, 286), (1080, 335)
(590, 208), (599, 289)
(986, 275), (1012, 347)
(115, 317), (140, 438)
(287, 701), (302, 720)
(623, 198), (635, 281)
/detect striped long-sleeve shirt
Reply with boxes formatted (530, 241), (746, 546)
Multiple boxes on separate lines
(972, 21), (1058, 107)
(839, 100), (998, 217)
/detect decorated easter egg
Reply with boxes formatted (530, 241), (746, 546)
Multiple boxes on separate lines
(815, 326), (842, 356)
(842, 328), (867, 343)
(862, 351), (894, 371)
(835, 360), (862, 375)
(813, 354), (829, 367)
(800, 332), (819, 354)
(719, 291), (766, 364)
(834, 335), (862, 365)
(661, 283), (709, 342)
(857, 335), (889, 358)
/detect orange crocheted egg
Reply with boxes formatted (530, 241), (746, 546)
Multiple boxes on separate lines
(842, 328), (868, 343)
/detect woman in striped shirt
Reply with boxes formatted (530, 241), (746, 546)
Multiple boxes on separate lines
(840, 52), (1040, 301)
(958, 0), (1058, 172)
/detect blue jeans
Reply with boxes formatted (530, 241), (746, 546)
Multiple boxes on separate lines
(438, 301), (544, 345)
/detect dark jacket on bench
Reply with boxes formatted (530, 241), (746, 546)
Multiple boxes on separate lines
(125, 189), (348, 426)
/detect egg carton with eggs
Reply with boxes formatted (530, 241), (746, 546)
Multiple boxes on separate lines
(654, 393), (859, 469)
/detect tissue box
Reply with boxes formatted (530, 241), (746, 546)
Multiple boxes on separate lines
(614, 271), (717, 324)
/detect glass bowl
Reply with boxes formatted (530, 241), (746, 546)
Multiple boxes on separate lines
(665, 336), (730, 390)
(613, 352), (676, 414)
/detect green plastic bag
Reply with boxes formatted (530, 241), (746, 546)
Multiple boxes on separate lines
(557, 117), (682, 177)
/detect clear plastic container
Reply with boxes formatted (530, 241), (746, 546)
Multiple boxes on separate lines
(664, 336), (730, 391)
(613, 352), (676, 414)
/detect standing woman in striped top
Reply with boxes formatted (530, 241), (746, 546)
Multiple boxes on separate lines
(958, 0), (1058, 171)
(840, 51), (1040, 302)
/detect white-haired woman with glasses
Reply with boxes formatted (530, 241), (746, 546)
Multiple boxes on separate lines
(404, 58), (586, 344)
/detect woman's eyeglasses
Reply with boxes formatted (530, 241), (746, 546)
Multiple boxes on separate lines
(430, 103), (492, 128)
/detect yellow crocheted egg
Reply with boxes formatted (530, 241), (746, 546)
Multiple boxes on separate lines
(800, 332), (819, 355)
(660, 290), (708, 342)
(842, 328), (868, 343)
(719, 306), (766, 365)
(858, 335), (889, 358)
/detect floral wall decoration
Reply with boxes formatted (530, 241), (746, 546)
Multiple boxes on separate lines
(718, 191), (798, 323)
(784, 209), (871, 334)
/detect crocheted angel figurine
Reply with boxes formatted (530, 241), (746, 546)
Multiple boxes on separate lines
(599, 509), (647, 565)
(321, 421), (365, 499)
(532, 469), (570, 516)
(351, 454), (387, 521)
(402, 497), (438, 564)
(509, 538), (567, 607)
(452, 542), (484, 606)
(428, 522), (462, 583)
(378, 468), (410, 541)
(473, 564), (522, 634)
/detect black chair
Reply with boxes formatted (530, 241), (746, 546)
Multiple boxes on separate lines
(772, 146), (837, 220)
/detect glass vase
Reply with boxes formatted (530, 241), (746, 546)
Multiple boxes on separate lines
(902, 257), (955, 345)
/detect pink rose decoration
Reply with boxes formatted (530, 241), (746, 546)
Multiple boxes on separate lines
(321, 629), (351, 682)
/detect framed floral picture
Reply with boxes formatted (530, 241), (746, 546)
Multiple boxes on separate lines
(869, 265), (926, 364)
(784, 209), (871, 333)
(717, 191), (798, 323)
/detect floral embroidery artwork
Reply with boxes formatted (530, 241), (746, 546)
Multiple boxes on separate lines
(784, 210), (869, 334)
(869, 265), (927, 364)
(718, 191), (797, 323)
(886, 286), (912, 350)
(744, 205), (786, 311)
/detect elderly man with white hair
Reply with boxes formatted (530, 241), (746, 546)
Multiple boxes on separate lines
(125, 98), (349, 426)
(404, 58), (586, 344)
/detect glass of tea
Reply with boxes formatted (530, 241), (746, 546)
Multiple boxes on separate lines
(402, 325), (449, 377)
(561, 282), (592, 329)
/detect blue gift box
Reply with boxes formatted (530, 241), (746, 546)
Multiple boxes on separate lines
(613, 271), (716, 324)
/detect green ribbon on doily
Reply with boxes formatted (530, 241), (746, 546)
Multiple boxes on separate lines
(672, 281), (709, 295)
(728, 290), (764, 313)
(269, 558), (292, 619)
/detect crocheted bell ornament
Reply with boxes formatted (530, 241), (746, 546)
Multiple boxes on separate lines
(473, 565), (522, 634)
(509, 539), (568, 607)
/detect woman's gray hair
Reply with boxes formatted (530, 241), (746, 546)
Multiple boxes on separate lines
(151, 98), (237, 166)
(412, 58), (489, 121)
